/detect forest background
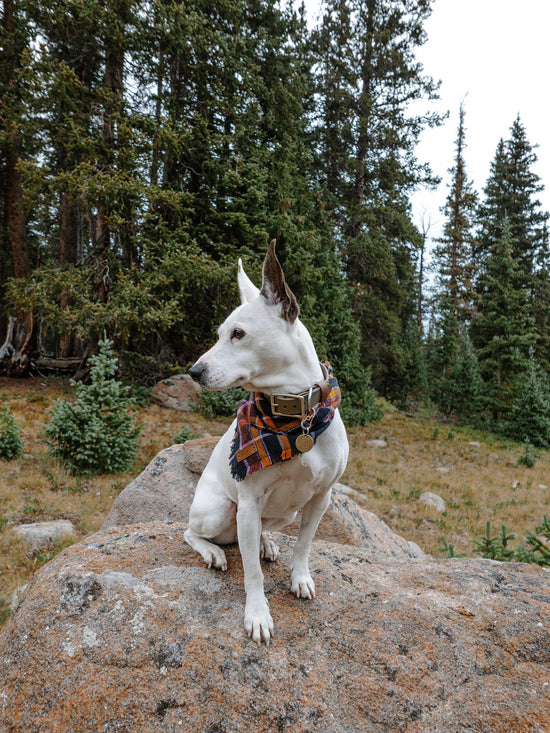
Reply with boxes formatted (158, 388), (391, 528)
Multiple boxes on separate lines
(1, 0), (550, 445)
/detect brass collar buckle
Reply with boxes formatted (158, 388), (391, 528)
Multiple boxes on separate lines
(269, 387), (317, 419)
(266, 363), (330, 419)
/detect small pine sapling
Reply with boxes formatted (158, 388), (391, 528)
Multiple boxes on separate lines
(44, 336), (143, 475)
(518, 438), (537, 468)
(0, 405), (23, 460)
(473, 521), (516, 561)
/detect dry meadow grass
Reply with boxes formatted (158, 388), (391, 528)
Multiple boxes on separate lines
(1, 376), (549, 625)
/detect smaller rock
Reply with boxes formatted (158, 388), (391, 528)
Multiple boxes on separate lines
(102, 444), (196, 530)
(420, 491), (447, 513)
(8, 584), (28, 612)
(436, 466), (451, 474)
(468, 441), (480, 448)
(538, 484), (547, 490)
(407, 540), (425, 558)
(14, 520), (76, 553)
(182, 436), (221, 474)
(151, 374), (201, 411)
(367, 439), (387, 448)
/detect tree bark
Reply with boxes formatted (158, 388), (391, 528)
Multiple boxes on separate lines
(93, 14), (124, 303)
(0, 0), (37, 374)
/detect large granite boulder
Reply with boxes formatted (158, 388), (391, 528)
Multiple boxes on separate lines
(102, 439), (220, 530)
(103, 440), (423, 560)
(1, 522), (549, 732)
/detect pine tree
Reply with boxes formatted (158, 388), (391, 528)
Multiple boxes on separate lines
(472, 119), (549, 419)
(0, 404), (23, 460)
(312, 0), (442, 397)
(475, 118), (548, 280)
(44, 336), (143, 474)
(24, 0), (105, 356)
(0, 0), (37, 373)
(503, 349), (550, 448)
(475, 117), (550, 366)
(429, 104), (478, 413)
(433, 104), (477, 329)
(471, 218), (537, 421)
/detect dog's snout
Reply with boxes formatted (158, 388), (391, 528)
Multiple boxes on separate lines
(189, 362), (207, 384)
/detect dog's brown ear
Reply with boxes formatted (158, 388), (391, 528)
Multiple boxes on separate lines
(260, 239), (299, 323)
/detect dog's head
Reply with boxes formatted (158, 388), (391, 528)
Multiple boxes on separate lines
(189, 240), (302, 392)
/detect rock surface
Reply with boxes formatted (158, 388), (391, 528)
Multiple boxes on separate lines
(367, 438), (387, 448)
(1, 521), (549, 732)
(150, 374), (201, 411)
(13, 519), (76, 552)
(419, 491), (447, 513)
(103, 441), (422, 559)
(102, 439), (219, 530)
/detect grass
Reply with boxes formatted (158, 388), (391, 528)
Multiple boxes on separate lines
(0, 375), (229, 624)
(1, 377), (550, 626)
(343, 402), (550, 557)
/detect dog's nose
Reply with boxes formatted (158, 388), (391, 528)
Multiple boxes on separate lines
(189, 362), (207, 384)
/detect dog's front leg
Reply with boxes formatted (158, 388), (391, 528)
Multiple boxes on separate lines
(237, 498), (274, 644)
(291, 488), (332, 599)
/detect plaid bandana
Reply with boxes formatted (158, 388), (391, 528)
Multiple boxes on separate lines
(229, 362), (341, 481)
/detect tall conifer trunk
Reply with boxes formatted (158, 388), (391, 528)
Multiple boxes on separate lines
(93, 2), (125, 304)
(0, 0), (36, 374)
(351, 0), (376, 241)
(58, 193), (77, 357)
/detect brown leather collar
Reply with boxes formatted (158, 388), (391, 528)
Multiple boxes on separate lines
(265, 362), (331, 418)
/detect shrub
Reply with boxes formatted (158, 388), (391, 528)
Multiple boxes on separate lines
(0, 405), (23, 460)
(518, 438), (537, 468)
(338, 365), (382, 426)
(43, 336), (143, 475)
(502, 351), (550, 448)
(517, 516), (550, 566)
(173, 426), (200, 443)
(196, 387), (247, 419)
(472, 517), (550, 566)
(473, 521), (516, 561)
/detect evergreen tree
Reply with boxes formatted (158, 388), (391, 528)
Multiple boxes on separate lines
(471, 218), (536, 421)
(433, 104), (477, 329)
(475, 117), (550, 366)
(44, 336), (143, 474)
(428, 104), (478, 412)
(0, 0), (37, 373)
(476, 117), (549, 280)
(472, 119), (549, 420)
(0, 404), (23, 460)
(312, 0), (442, 397)
(503, 349), (550, 448)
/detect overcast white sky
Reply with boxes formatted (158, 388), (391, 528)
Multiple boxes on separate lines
(301, 0), (550, 243)
(412, 0), (550, 241)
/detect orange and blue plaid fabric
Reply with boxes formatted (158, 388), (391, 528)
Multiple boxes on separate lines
(229, 362), (342, 481)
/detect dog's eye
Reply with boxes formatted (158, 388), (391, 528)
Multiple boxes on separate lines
(231, 328), (245, 341)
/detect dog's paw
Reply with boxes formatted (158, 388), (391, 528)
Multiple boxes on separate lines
(204, 545), (228, 571)
(204, 545), (227, 572)
(260, 534), (279, 563)
(291, 572), (316, 600)
(244, 598), (274, 645)
(184, 530), (228, 571)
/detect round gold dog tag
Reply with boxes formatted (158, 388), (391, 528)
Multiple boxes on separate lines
(296, 433), (315, 453)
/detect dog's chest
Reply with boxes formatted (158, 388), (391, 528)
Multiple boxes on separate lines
(264, 462), (317, 516)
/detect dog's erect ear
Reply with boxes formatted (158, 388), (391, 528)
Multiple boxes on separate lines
(260, 239), (299, 323)
(238, 259), (260, 304)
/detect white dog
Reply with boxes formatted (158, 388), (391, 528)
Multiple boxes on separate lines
(185, 241), (349, 644)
